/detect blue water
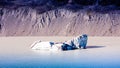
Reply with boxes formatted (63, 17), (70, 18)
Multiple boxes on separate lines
(0, 49), (120, 68)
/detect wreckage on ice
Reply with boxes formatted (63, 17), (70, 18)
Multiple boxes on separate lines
(31, 34), (88, 51)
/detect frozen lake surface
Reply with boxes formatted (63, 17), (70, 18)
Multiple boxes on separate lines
(0, 37), (120, 68)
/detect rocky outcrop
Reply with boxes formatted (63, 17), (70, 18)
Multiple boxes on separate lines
(0, 0), (120, 36)
(0, 7), (120, 36)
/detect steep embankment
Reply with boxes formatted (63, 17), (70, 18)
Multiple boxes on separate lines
(0, 7), (120, 36)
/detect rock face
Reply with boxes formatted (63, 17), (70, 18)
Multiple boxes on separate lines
(0, 0), (120, 36)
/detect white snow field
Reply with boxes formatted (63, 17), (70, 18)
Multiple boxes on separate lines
(0, 37), (120, 68)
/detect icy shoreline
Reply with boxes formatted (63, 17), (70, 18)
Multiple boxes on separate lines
(0, 37), (120, 68)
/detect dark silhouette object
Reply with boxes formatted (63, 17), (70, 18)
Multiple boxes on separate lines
(87, 45), (105, 49)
